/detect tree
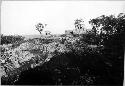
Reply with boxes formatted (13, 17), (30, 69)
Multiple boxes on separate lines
(35, 23), (47, 35)
(88, 13), (125, 85)
(89, 14), (125, 35)
(89, 13), (125, 47)
(74, 19), (84, 29)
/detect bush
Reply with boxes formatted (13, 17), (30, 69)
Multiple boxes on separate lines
(1, 34), (25, 45)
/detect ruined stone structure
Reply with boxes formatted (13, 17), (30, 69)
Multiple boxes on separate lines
(65, 25), (86, 35)
(65, 30), (73, 35)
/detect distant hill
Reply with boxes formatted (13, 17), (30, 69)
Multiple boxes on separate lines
(23, 34), (63, 40)
(23, 34), (41, 40)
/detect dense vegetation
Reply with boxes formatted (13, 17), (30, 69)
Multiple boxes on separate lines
(1, 13), (124, 85)
(1, 34), (25, 45)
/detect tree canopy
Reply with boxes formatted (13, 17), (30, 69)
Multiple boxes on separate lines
(89, 13), (125, 48)
(35, 23), (47, 34)
(74, 19), (84, 30)
(89, 13), (125, 35)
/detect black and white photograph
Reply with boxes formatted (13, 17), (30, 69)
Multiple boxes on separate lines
(1, 1), (125, 85)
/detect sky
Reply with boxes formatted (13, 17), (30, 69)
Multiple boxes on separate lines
(1, 1), (125, 35)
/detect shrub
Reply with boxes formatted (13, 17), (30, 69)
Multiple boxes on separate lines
(1, 34), (25, 45)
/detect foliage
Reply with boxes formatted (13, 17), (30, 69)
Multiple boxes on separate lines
(80, 32), (101, 45)
(88, 13), (124, 85)
(74, 19), (84, 29)
(1, 13), (124, 85)
(1, 34), (25, 45)
(1, 33), (123, 85)
(35, 23), (47, 34)
(89, 13), (125, 47)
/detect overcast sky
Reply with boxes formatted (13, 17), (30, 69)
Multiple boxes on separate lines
(1, 1), (125, 35)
